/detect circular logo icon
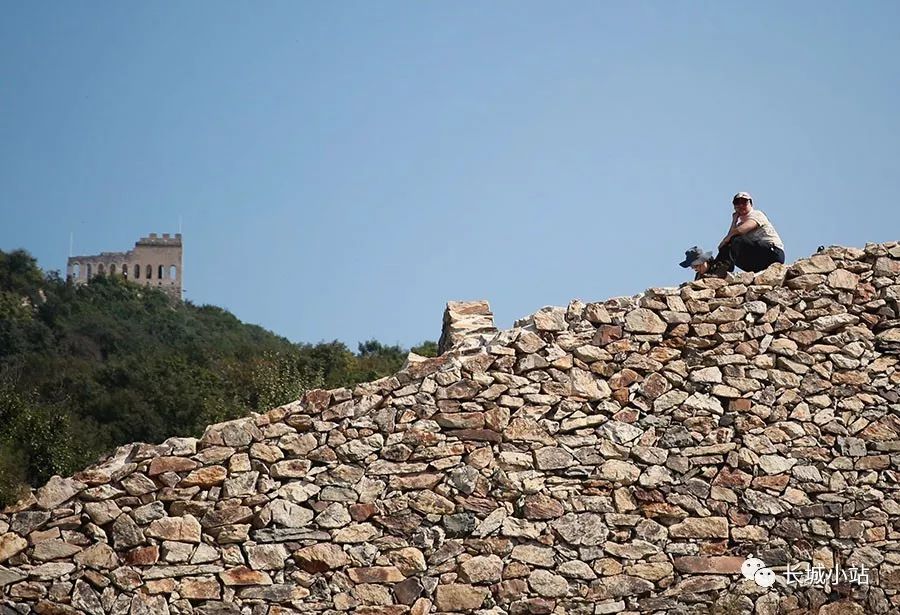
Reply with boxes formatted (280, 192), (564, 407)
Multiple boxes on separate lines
(742, 555), (776, 588)
(741, 556), (766, 581)
(754, 567), (776, 588)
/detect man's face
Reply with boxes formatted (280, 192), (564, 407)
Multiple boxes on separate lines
(691, 261), (709, 274)
(733, 198), (752, 216)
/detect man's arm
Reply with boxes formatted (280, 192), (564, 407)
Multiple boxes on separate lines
(719, 218), (760, 249)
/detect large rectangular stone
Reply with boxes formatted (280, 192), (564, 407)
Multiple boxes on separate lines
(673, 556), (744, 574)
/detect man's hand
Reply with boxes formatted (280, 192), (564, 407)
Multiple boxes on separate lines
(719, 234), (732, 250)
(731, 211), (741, 227)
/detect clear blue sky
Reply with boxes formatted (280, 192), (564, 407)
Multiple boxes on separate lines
(2, 2), (899, 349)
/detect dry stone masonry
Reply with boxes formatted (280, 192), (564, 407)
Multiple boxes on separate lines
(4, 242), (900, 615)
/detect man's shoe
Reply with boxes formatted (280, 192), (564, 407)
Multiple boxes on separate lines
(705, 259), (731, 278)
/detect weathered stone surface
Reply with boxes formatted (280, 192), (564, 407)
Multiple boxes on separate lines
(130, 594), (170, 615)
(818, 602), (864, 615)
(271, 459), (312, 479)
(528, 569), (569, 597)
(180, 466), (227, 487)
(434, 584), (489, 611)
(294, 543), (351, 572)
(521, 494), (564, 520)
(315, 503), (352, 528)
(120, 473), (157, 496)
(435, 412), (485, 430)
(219, 566), (272, 586)
(458, 554), (503, 583)
(511, 544), (555, 567)
(551, 513), (609, 546)
(111, 514), (144, 549)
(605, 540), (659, 559)
(146, 515), (201, 543)
(246, 544), (288, 571)
(669, 517), (729, 539)
(333, 522), (379, 543)
(673, 556), (744, 574)
(594, 575), (654, 598)
(35, 477), (84, 510)
(72, 542), (118, 570)
(266, 500), (314, 528)
(10, 511), (50, 535)
(625, 308), (667, 334)
(394, 576), (424, 605)
(758, 454), (797, 475)
(71, 580), (102, 615)
(570, 367), (611, 400)
(533, 447), (574, 470)
(31, 540), (82, 561)
(0, 533), (28, 563)
(408, 491), (455, 515)
(347, 566), (405, 583)
(387, 547), (426, 575)
(149, 456), (200, 476)
(29, 562), (75, 580)
(0, 566), (26, 586)
(532, 307), (567, 332)
(178, 576), (222, 600)
(599, 460), (640, 484)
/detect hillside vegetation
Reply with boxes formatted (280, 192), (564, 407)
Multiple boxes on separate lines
(0, 249), (435, 504)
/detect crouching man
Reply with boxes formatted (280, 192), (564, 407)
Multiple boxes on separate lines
(716, 191), (785, 272)
(682, 192), (786, 278)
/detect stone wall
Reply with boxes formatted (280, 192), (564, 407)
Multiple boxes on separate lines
(3, 242), (900, 615)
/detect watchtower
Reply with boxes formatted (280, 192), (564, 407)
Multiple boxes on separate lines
(66, 233), (183, 300)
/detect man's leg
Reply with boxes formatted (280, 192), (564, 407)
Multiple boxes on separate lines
(732, 236), (782, 272)
(754, 245), (783, 270)
(708, 241), (737, 275)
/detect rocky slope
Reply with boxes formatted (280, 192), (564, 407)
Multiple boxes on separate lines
(2, 242), (900, 615)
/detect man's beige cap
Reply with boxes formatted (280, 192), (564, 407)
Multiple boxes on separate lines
(733, 191), (753, 203)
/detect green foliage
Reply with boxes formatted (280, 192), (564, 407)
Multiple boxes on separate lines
(411, 340), (439, 357)
(0, 444), (26, 507)
(247, 351), (324, 411)
(0, 385), (100, 503)
(0, 290), (32, 321)
(0, 248), (435, 505)
(0, 249), (44, 298)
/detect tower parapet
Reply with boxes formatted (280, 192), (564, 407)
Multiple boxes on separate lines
(136, 232), (182, 247)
